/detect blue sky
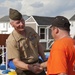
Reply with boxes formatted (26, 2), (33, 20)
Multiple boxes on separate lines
(0, 0), (75, 19)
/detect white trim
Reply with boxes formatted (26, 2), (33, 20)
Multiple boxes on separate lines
(36, 23), (38, 33)
(25, 16), (39, 33)
(39, 39), (47, 42)
(32, 16), (39, 26)
(0, 23), (8, 31)
(25, 16), (39, 26)
(39, 25), (50, 26)
(25, 22), (36, 24)
(25, 16), (33, 22)
(39, 39), (54, 50)
(46, 26), (54, 49)
(46, 25), (52, 29)
(39, 27), (46, 40)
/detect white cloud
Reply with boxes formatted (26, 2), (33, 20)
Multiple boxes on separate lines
(60, 8), (75, 19)
(0, 0), (75, 19)
(0, 0), (22, 17)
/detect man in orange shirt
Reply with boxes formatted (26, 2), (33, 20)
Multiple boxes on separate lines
(41, 16), (75, 75)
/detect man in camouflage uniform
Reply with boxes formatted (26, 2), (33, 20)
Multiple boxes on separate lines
(6, 8), (46, 75)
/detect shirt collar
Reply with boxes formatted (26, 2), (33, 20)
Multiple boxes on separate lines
(12, 29), (26, 42)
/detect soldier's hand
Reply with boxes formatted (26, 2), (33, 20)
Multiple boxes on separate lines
(28, 64), (43, 74)
(33, 65), (43, 74)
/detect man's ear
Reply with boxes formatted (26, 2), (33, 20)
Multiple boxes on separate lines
(55, 27), (59, 34)
(10, 22), (14, 27)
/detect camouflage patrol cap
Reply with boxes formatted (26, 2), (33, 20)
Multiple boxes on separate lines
(9, 8), (22, 20)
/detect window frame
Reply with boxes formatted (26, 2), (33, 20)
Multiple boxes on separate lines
(39, 27), (46, 41)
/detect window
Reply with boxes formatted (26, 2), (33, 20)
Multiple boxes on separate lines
(3, 23), (6, 28)
(39, 27), (46, 39)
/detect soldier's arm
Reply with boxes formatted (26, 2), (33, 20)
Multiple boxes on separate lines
(13, 58), (32, 70)
(13, 58), (43, 74)
(40, 61), (47, 70)
(38, 43), (47, 61)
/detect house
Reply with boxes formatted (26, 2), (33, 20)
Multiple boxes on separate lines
(69, 14), (75, 38)
(1, 14), (75, 50)
(25, 16), (55, 50)
(0, 15), (29, 34)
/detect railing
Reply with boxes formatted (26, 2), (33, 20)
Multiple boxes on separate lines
(0, 45), (8, 70)
(46, 39), (54, 50)
(0, 45), (16, 74)
(46, 26), (54, 50)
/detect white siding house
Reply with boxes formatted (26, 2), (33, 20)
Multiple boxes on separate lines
(0, 16), (12, 34)
(26, 16), (55, 50)
(0, 22), (14, 34)
(0, 15), (29, 34)
(0, 15), (75, 50)
(69, 14), (75, 38)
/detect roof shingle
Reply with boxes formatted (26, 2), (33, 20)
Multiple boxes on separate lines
(69, 14), (75, 21)
(33, 16), (55, 25)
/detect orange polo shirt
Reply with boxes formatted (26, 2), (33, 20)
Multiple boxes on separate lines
(47, 37), (75, 75)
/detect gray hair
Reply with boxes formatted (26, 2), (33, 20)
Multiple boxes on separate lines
(9, 18), (15, 22)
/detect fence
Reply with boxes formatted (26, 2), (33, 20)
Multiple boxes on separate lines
(0, 34), (9, 54)
(0, 45), (8, 70)
(0, 34), (9, 70)
(0, 34), (9, 46)
(0, 45), (16, 74)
